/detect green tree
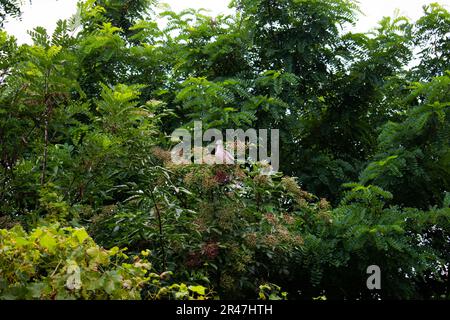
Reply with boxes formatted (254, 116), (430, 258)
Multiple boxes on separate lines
(0, 0), (24, 26)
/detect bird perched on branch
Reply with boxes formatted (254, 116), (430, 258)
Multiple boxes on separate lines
(215, 140), (234, 165)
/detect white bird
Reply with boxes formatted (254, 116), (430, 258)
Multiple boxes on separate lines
(215, 140), (234, 165)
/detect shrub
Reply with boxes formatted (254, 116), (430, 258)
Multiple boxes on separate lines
(0, 224), (209, 300)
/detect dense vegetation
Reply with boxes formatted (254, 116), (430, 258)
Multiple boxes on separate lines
(0, 0), (449, 300)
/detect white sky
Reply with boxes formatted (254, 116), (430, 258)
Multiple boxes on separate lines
(3, 0), (450, 44)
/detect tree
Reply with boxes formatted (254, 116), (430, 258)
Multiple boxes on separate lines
(361, 72), (450, 208)
(413, 3), (450, 80)
(0, 0), (24, 26)
(0, 0), (449, 300)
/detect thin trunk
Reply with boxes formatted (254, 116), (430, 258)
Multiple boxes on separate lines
(40, 115), (49, 186)
(150, 188), (167, 270)
(41, 69), (51, 186)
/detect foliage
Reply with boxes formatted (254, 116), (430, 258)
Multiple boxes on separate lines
(413, 3), (450, 80)
(0, 0), (23, 27)
(258, 283), (288, 300)
(0, 224), (210, 300)
(0, 0), (449, 300)
(361, 72), (450, 208)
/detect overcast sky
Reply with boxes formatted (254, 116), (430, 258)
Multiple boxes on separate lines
(3, 0), (449, 44)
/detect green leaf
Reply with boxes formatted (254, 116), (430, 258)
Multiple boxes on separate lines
(188, 285), (206, 295)
(39, 234), (57, 253)
(73, 229), (90, 244)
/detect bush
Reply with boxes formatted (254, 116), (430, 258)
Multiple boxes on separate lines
(0, 224), (210, 300)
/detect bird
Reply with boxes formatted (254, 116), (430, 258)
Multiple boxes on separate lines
(215, 140), (234, 165)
